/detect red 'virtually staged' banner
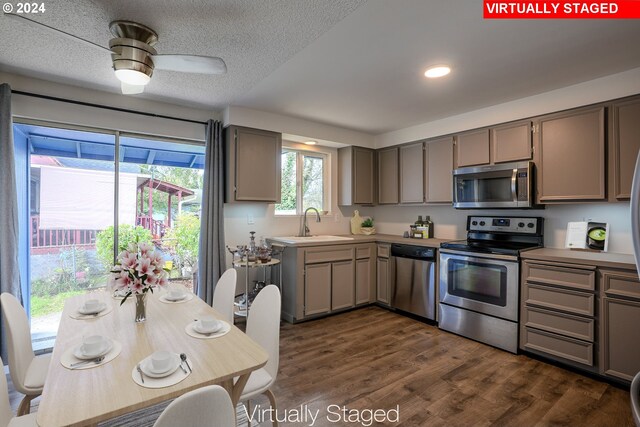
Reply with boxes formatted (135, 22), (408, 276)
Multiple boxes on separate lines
(483, 0), (640, 18)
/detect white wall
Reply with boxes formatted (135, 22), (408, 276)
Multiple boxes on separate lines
(375, 67), (640, 148)
(2, 71), (218, 141)
(224, 105), (375, 148)
(356, 202), (632, 254)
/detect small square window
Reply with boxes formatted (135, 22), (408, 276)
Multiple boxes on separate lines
(275, 149), (328, 215)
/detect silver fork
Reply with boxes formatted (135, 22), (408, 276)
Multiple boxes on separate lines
(70, 355), (105, 369)
(136, 363), (145, 383)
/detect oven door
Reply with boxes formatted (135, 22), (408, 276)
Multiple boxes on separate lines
(439, 249), (519, 321)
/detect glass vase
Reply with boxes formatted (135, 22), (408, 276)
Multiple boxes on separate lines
(135, 293), (147, 322)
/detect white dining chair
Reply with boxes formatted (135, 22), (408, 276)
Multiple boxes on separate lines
(153, 385), (235, 427)
(212, 268), (237, 324)
(0, 293), (51, 416)
(239, 285), (281, 427)
(0, 357), (38, 427)
(632, 370), (640, 427)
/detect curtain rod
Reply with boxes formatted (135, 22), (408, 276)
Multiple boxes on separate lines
(12, 90), (209, 126)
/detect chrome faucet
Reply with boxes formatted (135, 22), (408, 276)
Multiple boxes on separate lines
(298, 207), (321, 237)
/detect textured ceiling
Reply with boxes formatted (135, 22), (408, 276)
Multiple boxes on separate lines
(0, 0), (366, 109)
(2, 1), (640, 135)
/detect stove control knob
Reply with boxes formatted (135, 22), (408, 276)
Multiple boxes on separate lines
(527, 222), (535, 228)
(479, 221), (486, 226)
(518, 222), (525, 228)
(472, 221), (478, 226)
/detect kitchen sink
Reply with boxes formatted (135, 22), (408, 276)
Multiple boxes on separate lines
(270, 235), (354, 244)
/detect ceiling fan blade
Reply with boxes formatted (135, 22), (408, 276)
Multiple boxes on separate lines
(4, 13), (110, 53)
(151, 55), (227, 74)
(121, 82), (145, 95)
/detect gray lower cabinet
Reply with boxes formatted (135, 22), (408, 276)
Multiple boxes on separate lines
(520, 260), (597, 370)
(376, 244), (390, 305)
(332, 260), (355, 310)
(225, 125), (282, 203)
(304, 263), (332, 316)
(355, 255), (375, 305)
(279, 243), (376, 320)
(599, 268), (640, 381)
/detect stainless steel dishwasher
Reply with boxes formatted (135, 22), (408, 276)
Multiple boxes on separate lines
(390, 243), (436, 320)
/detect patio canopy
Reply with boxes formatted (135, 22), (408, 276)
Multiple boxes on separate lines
(14, 123), (206, 169)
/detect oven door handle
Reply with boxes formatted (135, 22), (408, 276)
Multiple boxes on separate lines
(439, 248), (519, 262)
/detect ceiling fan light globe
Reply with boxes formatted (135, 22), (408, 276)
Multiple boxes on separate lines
(115, 69), (151, 86)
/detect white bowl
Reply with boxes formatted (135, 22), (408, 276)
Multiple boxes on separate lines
(81, 335), (107, 357)
(83, 299), (100, 312)
(150, 351), (173, 373)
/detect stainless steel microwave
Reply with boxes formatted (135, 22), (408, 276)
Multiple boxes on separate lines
(452, 161), (535, 209)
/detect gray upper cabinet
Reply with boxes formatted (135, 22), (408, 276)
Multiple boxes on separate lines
(610, 96), (640, 200)
(455, 129), (490, 168)
(491, 121), (532, 164)
(537, 107), (605, 202)
(338, 146), (375, 205)
(425, 137), (454, 203)
(399, 141), (424, 203)
(225, 125), (282, 203)
(377, 147), (399, 204)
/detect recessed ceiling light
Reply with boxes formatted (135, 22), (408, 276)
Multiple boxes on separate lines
(424, 66), (451, 79)
(304, 140), (317, 145)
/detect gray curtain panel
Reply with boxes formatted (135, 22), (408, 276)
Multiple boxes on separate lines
(0, 83), (23, 360)
(197, 120), (226, 305)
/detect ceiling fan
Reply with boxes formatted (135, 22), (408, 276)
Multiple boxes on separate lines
(6, 14), (227, 95)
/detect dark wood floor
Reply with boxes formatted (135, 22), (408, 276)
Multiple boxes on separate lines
(9, 306), (633, 426)
(250, 306), (633, 427)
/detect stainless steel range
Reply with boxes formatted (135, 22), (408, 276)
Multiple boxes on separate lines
(438, 216), (544, 353)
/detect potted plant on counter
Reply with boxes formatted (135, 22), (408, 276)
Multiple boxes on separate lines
(360, 218), (376, 235)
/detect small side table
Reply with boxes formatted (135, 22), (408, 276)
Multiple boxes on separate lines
(232, 258), (281, 318)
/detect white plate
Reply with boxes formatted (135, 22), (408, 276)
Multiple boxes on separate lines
(78, 302), (107, 315)
(73, 338), (113, 360)
(140, 353), (181, 378)
(164, 293), (187, 302)
(193, 320), (222, 334)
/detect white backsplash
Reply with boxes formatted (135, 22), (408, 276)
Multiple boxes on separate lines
(224, 202), (632, 261)
(357, 202), (633, 255)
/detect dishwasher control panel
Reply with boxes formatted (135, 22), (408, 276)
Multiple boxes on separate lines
(390, 244), (435, 260)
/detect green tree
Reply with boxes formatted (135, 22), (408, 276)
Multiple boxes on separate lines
(276, 151), (297, 212)
(302, 155), (323, 210)
(95, 225), (153, 269)
(164, 213), (201, 272)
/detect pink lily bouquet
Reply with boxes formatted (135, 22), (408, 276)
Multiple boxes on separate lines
(110, 242), (170, 304)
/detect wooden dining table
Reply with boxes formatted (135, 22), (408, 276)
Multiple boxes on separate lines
(36, 289), (268, 427)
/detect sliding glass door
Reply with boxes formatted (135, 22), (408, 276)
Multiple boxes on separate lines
(14, 121), (204, 350)
(117, 135), (205, 293)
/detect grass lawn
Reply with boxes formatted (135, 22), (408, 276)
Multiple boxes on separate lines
(31, 290), (85, 318)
